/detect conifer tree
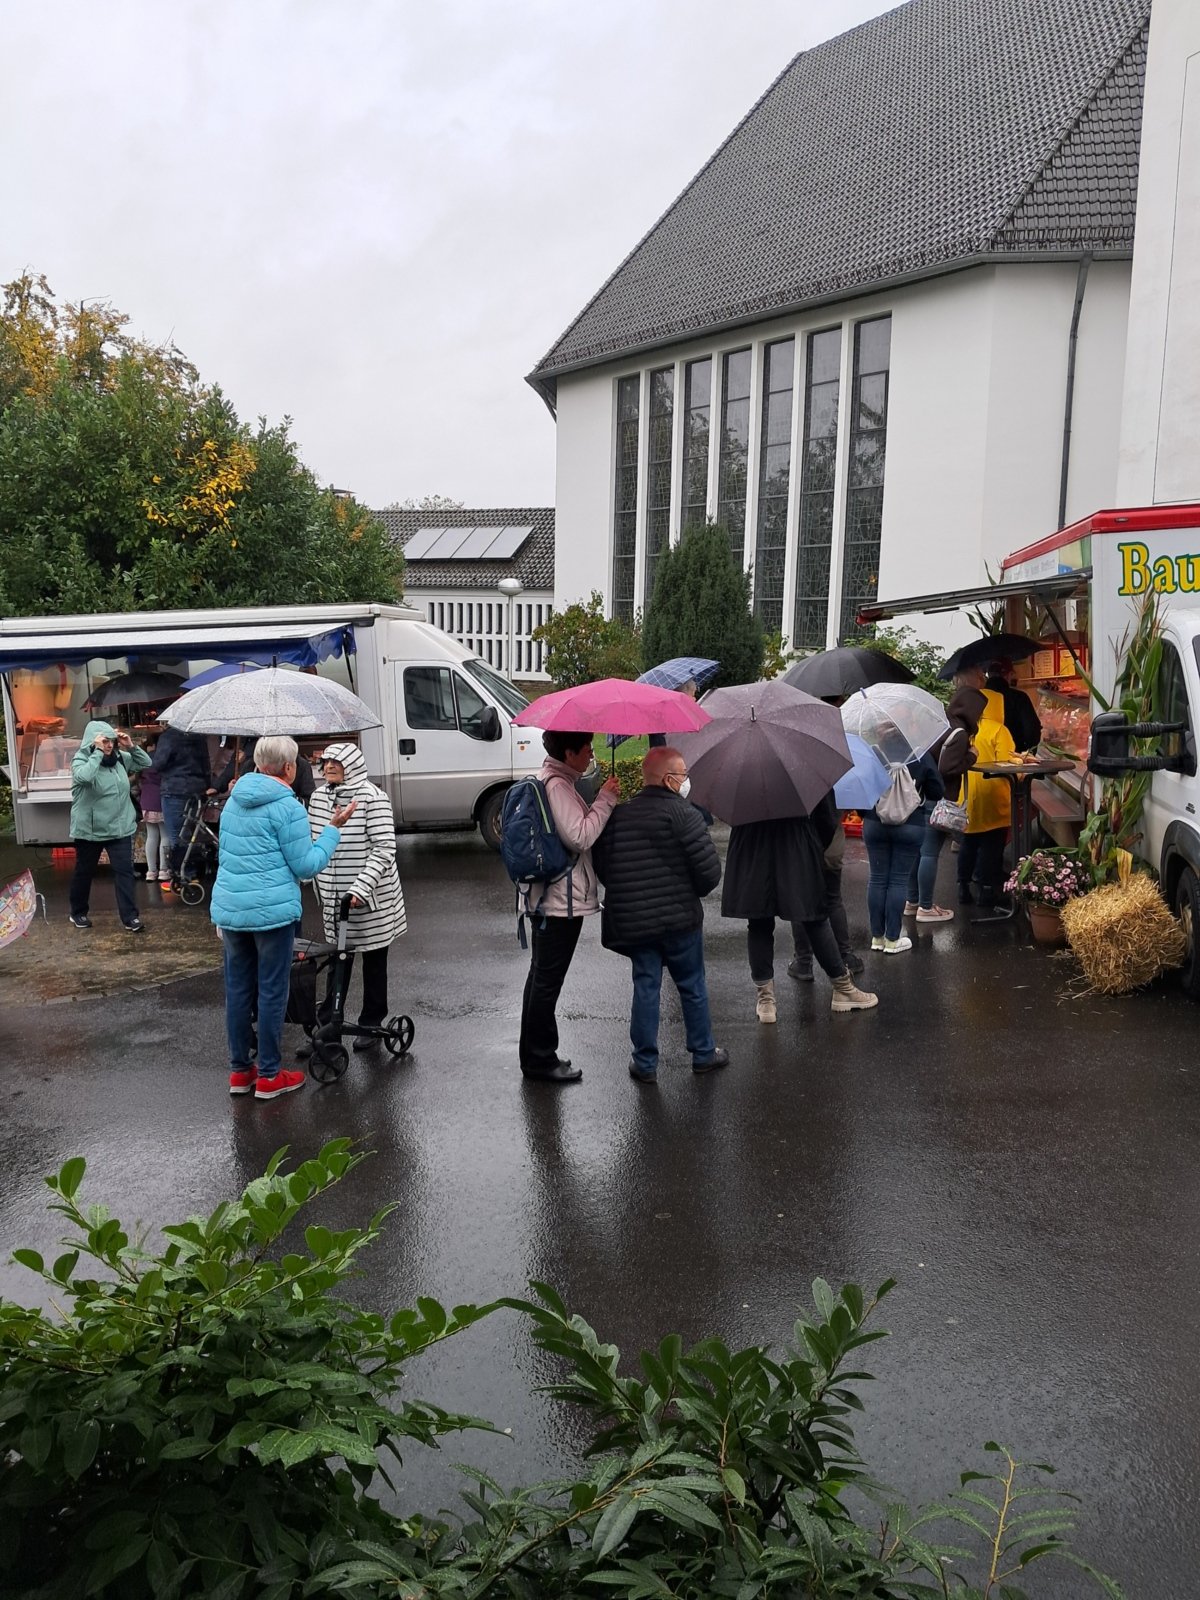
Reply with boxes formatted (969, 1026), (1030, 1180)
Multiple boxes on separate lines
(642, 522), (764, 686)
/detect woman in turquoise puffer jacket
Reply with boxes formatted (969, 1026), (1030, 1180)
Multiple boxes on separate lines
(211, 734), (356, 1102)
(69, 719), (152, 932)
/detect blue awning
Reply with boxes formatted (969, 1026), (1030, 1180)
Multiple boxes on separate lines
(0, 624), (355, 674)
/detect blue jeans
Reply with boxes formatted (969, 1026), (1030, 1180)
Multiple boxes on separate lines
(862, 814), (924, 940)
(161, 791), (202, 877)
(222, 924), (294, 1079)
(906, 808), (947, 909)
(628, 927), (716, 1073)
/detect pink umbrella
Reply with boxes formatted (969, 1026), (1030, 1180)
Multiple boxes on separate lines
(512, 678), (712, 736)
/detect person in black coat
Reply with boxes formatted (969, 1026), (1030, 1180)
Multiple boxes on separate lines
(215, 738), (316, 805)
(721, 789), (877, 1022)
(152, 724), (212, 882)
(592, 747), (728, 1084)
(985, 664), (1042, 753)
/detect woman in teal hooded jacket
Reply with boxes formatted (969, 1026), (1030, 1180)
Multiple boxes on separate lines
(69, 719), (152, 932)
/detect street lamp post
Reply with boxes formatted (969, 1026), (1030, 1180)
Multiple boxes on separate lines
(497, 578), (524, 680)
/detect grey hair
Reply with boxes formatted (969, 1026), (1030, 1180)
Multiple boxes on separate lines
(254, 735), (298, 775)
(953, 667), (985, 690)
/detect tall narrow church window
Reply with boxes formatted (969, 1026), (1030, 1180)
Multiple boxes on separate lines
(717, 348), (752, 564)
(644, 367), (674, 608)
(752, 338), (795, 634)
(680, 357), (712, 534)
(793, 327), (841, 649)
(839, 315), (891, 639)
(612, 374), (640, 622)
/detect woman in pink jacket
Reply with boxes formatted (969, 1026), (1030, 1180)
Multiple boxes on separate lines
(519, 730), (619, 1083)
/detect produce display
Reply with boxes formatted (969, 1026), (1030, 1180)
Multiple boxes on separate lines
(1034, 684), (1090, 762)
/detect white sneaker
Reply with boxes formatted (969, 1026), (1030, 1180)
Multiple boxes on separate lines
(882, 936), (913, 954)
(870, 936), (885, 951)
(915, 905), (954, 922)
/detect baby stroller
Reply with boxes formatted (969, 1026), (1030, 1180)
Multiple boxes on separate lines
(287, 894), (414, 1082)
(171, 795), (222, 906)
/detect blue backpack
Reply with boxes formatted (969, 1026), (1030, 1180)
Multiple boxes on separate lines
(500, 777), (575, 945)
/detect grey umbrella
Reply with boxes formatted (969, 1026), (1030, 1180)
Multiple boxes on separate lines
(158, 667), (381, 736)
(674, 679), (853, 824)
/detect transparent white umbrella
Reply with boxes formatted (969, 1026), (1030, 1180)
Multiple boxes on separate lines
(840, 682), (949, 763)
(158, 667), (381, 736)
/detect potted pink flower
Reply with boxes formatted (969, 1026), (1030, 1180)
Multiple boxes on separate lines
(1004, 850), (1093, 945)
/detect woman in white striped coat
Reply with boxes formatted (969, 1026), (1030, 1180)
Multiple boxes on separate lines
(307, 741), (407, 1048)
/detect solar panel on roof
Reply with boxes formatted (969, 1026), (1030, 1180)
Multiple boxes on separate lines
(450, 525), (505, 558)
(403, 527), (444, 559)
(425, 527), (476, 558)
(481, 525), (533, 559)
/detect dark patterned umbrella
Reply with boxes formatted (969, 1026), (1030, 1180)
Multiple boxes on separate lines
(673, 680), (852, 824)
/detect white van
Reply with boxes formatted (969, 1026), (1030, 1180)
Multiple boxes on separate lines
(0, 602), (544, 849)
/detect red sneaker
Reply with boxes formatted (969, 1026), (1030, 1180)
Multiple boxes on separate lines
(228, 1067), (257, 1096)
(254, 1068), (305, 1101)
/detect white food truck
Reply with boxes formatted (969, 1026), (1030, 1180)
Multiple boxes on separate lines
(862, 501), (1200, 995)
(0, 602), (543, 850)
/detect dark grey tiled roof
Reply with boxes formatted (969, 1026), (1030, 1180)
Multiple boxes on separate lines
(378, 507), (555, 593)
(529, 0), (1149, 395)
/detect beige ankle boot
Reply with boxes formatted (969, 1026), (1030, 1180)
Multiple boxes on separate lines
(831, 974), (878, 1012)
(755, 980), (777, 1023)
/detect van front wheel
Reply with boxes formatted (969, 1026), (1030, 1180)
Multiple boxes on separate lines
(477, 789), (507, 851)
(1172, 866), (1200, 1000)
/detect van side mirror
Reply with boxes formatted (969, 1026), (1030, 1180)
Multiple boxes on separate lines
(1088, 710), (1189, 775)
(478, 705), (502, 742)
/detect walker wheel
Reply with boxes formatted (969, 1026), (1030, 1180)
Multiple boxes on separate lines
(309, 1039), (349, 1083)
(180, 880), (206, 906)
(383, 1015), (415, 1058)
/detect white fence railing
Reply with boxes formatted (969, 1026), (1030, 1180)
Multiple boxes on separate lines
(417, 591), (553, 679)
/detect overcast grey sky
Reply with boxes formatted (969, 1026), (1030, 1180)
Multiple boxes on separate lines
(3, 0), (894, 509)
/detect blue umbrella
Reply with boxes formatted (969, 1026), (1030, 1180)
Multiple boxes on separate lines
(833, 734), (891, 812)
(181, 662), (263, 690)
(607, 657), (720, 749)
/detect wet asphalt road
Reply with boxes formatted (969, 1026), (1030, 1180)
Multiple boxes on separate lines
(2, 831), (1199, 1598)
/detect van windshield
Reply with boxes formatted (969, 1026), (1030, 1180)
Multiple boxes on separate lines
(463, 658), (528, 718)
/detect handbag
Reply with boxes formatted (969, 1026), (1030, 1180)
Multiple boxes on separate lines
(876, 764), (921, 825)
(930, 795), (968, 834)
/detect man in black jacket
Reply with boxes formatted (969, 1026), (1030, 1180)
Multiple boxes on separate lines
(593, 747), (728, 1084)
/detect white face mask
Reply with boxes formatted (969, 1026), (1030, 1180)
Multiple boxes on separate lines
(673, 776), (692, 800)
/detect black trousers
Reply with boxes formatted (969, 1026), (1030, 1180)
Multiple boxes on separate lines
(789, 863), (854, 969)
(958, 828), (1008, 904)
(519, 915), (583, 1073)
(319, 945), (391, 1027)
(747, 915), (845, 983)
(70, 836), (138, 924)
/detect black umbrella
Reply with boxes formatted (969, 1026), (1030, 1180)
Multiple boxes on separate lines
(782, 646), (913, 699)
(84, 671), (185, 713)
(938, 633), (1039, 681)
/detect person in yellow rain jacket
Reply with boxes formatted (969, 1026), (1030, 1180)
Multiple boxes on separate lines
(954, 667), (1017, 907)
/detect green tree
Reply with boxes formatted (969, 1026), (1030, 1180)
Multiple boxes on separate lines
(870, 624), (949, 699)
(642, 522), (765, 687)
(532, 591), (641, 688)
(0, 273), (402, 614)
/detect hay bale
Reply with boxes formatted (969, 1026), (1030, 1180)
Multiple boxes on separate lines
(1060, 873), (1186, 994)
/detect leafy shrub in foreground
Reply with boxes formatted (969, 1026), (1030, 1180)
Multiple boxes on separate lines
(0, 1147), (1121, 1598)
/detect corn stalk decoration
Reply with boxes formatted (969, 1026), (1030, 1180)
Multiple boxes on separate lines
(1079, 588), (1165, 882)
